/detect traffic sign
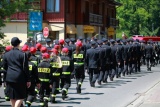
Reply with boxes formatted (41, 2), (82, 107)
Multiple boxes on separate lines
(29, 12), (43, 31)
(43, 27), (49, 38)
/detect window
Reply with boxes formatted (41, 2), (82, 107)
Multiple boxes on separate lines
(47, 0), (60, 12)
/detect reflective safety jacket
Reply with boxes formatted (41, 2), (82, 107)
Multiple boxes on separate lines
(72, 51), (85, 69)
(28, 61), (40, 84)
(38, 61), (52, 83)
(60, 55), (74, 78)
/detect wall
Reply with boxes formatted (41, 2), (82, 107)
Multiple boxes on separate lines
(1, 22), (27, 46)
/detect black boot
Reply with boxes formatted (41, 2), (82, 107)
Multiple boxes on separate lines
(62, 90), (66, 100)
(50, 97), (57, 103)
(76, 85), (81, 94)
(44, 100), (48, 107)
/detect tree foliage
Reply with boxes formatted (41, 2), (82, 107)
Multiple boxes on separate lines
(116, 0), (160, 37)
(0, 0), (27, 40)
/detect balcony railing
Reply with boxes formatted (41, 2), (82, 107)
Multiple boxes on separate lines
(109, 18), (119, 27)
(84, 13), (103, 26)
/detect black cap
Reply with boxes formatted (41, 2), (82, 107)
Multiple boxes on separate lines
(91, 41), (96, 45)
(54, 40), (59, 45)
(116, 38), (121, 42)
(11, 37), (22, 46)
(70, 38), (75, 42)
(65, 38), (70, 43)
(97, 40), (103, 45)
(102, 38), (107, 42)
(122, 40), (127, 43)
(110, 39), (115, 43)
(79, 36), (83, 40)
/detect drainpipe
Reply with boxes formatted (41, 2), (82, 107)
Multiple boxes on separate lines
(75, 0), (77, 38)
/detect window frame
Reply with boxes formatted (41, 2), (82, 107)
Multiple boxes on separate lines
(46, 0), (60, 13)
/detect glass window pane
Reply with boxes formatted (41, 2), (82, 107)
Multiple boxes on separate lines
(55, 0), (60, 12)
(47, 0), (54, 12)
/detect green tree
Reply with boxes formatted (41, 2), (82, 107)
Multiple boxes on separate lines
(0, 0), (27, 42)
(116, 0), (160, 37)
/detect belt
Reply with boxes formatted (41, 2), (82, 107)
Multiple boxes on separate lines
(74, 62), (84, 65)
(62, 72), (71, 75)
(52, 73), (60, 76)
(39, 78), (49, 82)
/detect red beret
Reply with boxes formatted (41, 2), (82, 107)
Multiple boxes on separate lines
(30, 47), (36, 54)
(42, 53), (50, 59)
(62, 48), (69, 53)
(51, 48), (58, 55)
(54, 45), (60, 50)
(59, 39), (64, 45)
(5, 46), (12, 52)
(76, 41), (82, 47)
(40, 47), (47, 53)
(36, 43), (42, 49)
(22, 45), (29, 52)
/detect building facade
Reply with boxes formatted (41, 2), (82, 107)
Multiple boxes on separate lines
(1, 0), (120, 44)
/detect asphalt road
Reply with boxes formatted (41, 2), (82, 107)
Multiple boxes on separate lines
(1, 65), (160, 107)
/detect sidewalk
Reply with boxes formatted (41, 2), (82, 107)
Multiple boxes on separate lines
(127, 81), (160, 107)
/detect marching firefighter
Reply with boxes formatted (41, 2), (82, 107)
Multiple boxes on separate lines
(72, 41), (85, 93)
(86, 41), (100, 87)
(25, 52), (40, 107)
(38, 53), (52, 107)
(60, 48), (74, 100)
(50, 48), (62, 103)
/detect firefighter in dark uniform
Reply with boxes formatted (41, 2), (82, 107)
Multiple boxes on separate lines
(49, 48), (62, 103)
(85, 37), (91, 50)
(64, 38), (73, 58)
(70, 38), (76, 52)
(115, 39), (124, 78)
(96, 40), (106, 85)
(39, 47), (48, 63)
(0, 46), (12, 101)
(46, 38), (52, 51)
(72, 41), (85, 93)
(128, 39), (134, 74)
(78, 36), (86, 55)
(86, 41), (100, 87)
(101, 38), (112, 82)
(110, 39), (117, 81)
(122, 40), (129, 76)
(25, 52), (40, 107)
(38, 53), (52, 107)
(145, 41), (153, 71)
(135, 39), (142, 72)
(35, 43), (42, 58)
(21, 44), (29, 52)
(141, 40), (146, 65)
(60, 48), (74, 100)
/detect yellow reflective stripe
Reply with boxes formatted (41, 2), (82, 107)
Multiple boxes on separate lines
(40, 103), (44, 106)
(38, 68), (50, 73)
(44, 97), (49, 101)
(31, 61), (38, 66)
(35, 55), (40, 57)
(35, 89), (39, 93)
(74, 62), (84, 65)
(0, 59), (3, 61)
(78, 82), (82, 85)
(5, 97), (9, 100)
(62, 61), (70, 65)
(51, 94), (56, 97)
(62, 88), (68, 92)
(29, 65), (32, 71)
(4, 87), (6, 90)
(26, 101), (32, 104)
(1, 67), (4, 70)
(52, 73), (60, 76)
(73, 54), (83, 58)
(62, 72), (71, 75)
(51, 62), (62, 68)
(39, 78), (49, 82)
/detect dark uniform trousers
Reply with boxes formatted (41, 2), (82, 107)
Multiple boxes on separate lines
(123, 61), (128, 75)
(26, 83), (36, 105)
(74, 67), (85, 87)
(110, 63), (116, 79)
(146, 56), (152, 70)
(89, 68), (99, 84)
(39, 82), (50, 106)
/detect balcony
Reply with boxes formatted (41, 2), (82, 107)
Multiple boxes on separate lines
(83, 13), (103, 26)
(108, 18), (119, 28)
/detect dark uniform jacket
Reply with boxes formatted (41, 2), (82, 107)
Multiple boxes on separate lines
(60, 55), (74, 78)
(86, 47), (100, 69)
(69, 43), (76, 52)
(116, 44), (124, 63)
(28, 61), (40, 84)
(102, 44), (111, 64)
(30, 54), (40, 66)
(64, 44), (73, 58)
(38, 60), (52, 84)
(145, 45), (153, 58)
(110, 45), (117, 64)
(96, 46), (106, 67)
(2, 48), (30, 83)
(122, 44), (129, 61)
